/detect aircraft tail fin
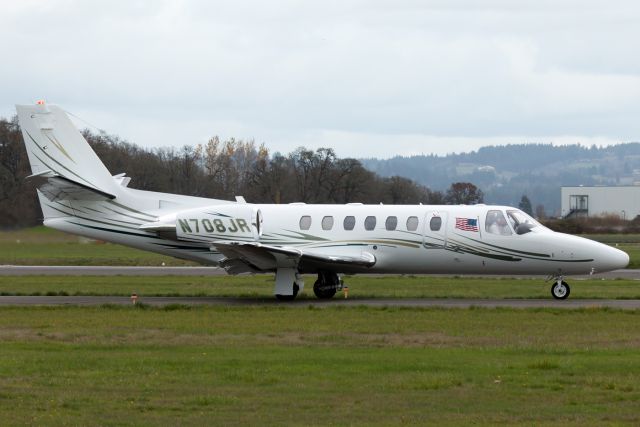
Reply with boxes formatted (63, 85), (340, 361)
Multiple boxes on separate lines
(15, 102), (120, 199)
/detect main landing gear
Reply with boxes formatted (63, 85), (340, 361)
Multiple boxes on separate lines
(275, 283), (299, 301)
(274, 268), (303, 301)
(550, 276), (570, 300)
(273, 269), (343, 301)
(313, 271), (342, 299)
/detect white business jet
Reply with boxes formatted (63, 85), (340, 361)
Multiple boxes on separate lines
(15, 103), (629, 300)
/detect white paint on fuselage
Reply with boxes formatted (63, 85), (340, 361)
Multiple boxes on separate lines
(253, 203), (629, 276)
(42, 193), (629, 277)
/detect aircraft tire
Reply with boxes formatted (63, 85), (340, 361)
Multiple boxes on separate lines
(313, 279), (337, 299)
(551, 281), (570, 300)
(276, 283), (299, 301)
(314, 272), (339, 299)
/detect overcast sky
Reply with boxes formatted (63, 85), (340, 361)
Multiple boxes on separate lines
(1, 0), (639, 158)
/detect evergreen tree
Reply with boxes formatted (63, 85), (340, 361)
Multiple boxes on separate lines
(519, 195), (533, 216)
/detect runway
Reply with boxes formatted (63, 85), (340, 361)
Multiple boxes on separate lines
(1, 295), (639, 309)
(1, 266), (638, 308)
(0, 265), (638, 279)
(0, 265), (225, 276)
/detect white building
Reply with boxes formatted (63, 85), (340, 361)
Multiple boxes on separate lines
(561, 186), (640, 219)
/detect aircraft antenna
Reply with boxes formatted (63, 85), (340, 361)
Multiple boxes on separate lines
(63, 109), (108, 136)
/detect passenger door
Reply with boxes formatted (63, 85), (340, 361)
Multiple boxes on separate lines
(423, 211), (448, 249)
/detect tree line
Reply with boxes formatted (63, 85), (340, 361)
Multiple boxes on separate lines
(362, 142), (640, 215)
(0, 116), (484, 229)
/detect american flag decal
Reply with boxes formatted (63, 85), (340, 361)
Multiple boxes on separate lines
(455, 217), (479, 232)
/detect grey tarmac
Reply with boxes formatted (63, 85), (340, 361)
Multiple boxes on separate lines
(1, 295), (640, 309)
(0, 265), (638, 279)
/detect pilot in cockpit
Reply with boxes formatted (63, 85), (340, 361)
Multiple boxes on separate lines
(485, 210), (512, 235)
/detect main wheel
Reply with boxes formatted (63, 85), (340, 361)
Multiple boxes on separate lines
(551, 281), (570, 300)
(276, 283), (299, 301)
(313, 278), (337, 299)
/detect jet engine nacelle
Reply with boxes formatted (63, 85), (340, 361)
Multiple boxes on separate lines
(174, 204), (263, 242)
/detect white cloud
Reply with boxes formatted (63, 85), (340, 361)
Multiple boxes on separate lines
(1, 0), (639, 158)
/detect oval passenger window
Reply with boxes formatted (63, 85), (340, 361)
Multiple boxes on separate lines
(364, 216), (376, 231)
(299, 216), (312, 230)
(385, 216), (398, 231)
(406, 216), (419, 231)
(343, 216), (356, 230)
(430, 216), (442, 231)
(322, 216), (334, 230)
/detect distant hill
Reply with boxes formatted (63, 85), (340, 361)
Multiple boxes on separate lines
(360, 143), (640, 216)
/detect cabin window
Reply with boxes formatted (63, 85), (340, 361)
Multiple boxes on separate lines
(299, 215), (312, 230)
(430, 216), (442, 231)
(364, 216), (376, 231)
(385, 216), (398, 231)
(406, 216), (419, 231)
(343, 216), (356, 231)
(485, 210), (512, 235)
(321, 216), (334, 230)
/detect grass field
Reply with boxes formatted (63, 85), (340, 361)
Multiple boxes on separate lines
(0, 227), (194, 266)
(0, 305), (638, 425)
(1, 227), (639, 268)
(2, 228), (640, 425)
(2, 275), (640, 299)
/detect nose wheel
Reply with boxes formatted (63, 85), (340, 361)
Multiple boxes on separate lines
(551, 278), (570, 300)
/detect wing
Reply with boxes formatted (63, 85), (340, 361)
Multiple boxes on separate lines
(211, 241), (376, 274)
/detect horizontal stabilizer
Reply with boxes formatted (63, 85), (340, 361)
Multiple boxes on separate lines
(29, 174), (116, 202)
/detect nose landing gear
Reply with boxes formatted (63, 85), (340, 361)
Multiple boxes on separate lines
(550, 276), (571, 300)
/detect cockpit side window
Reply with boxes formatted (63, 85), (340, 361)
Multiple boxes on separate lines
(485, 210), (512, 235)
(507, 210), (536, 227)
(507, 210), (540, 234)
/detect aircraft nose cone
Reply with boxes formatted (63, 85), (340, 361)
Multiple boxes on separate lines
(600, 246), (630, 272)
(615, 248), (630, 269)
